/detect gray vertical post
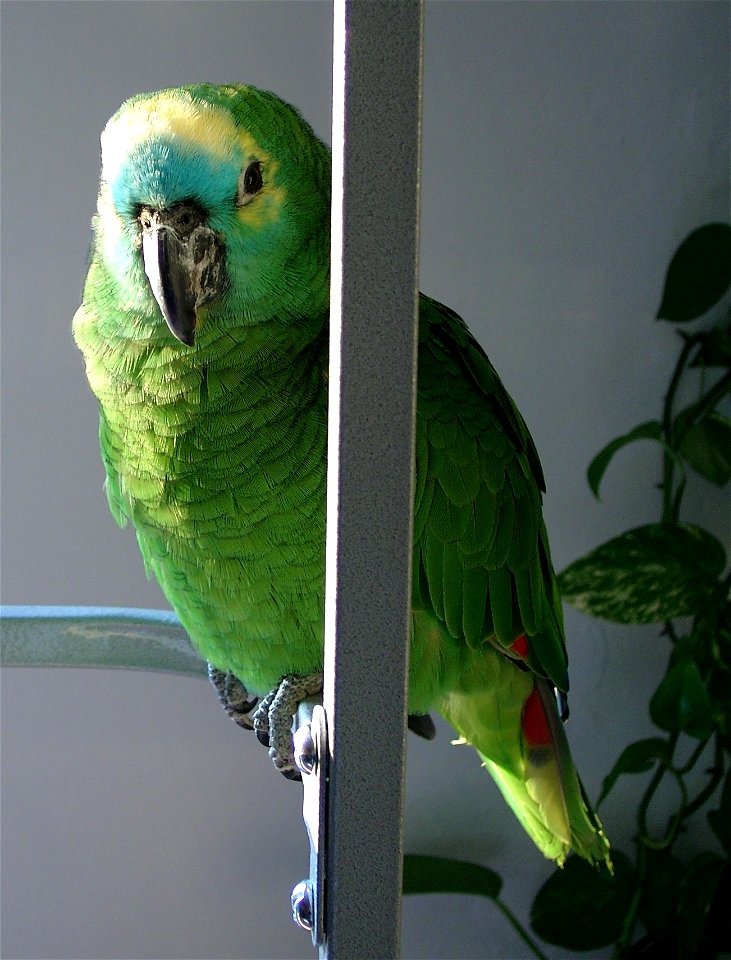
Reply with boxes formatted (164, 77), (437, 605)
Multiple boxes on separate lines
(323, 1), (423, 957)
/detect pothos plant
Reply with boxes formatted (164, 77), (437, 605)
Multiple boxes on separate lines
(404, 222), (731, 960)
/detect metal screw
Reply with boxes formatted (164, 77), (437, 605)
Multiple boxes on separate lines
(291, 879), (314, 931)
(293, 722), (317, 776)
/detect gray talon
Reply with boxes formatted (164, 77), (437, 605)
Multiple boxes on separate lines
(255, 673), (323, 779)
(208, 664), (259, 730)
(270, 748), (302, 781)
(408, 713), (437, 740)
(252, 689), (276, 747)
(210, 666), (436, 770)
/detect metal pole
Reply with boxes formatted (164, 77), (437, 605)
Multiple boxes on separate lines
(323, 1), (423, 957)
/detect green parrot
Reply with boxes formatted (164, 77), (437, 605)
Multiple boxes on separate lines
(73, 83), (610, 868)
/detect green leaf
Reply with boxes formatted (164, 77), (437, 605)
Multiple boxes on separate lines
(676, 852), (726, 959)
(691, 322), (731, 368)
(657, 223), (731, 323)
(558, 524), (727, 624)
(707, 864), (731, 952)
(402, 854), (502, 899)
(707, 768), (731, 857)
(0, 605), (205, 676)
(707, 599), (731, 676)
(598, 738), (669, 805)
(586, 421), (664, 500)
(529, 851), (634, 950)
(678, 413), (731, 486)
(638, 848), (685, 943)
(649, 657), (714, 739)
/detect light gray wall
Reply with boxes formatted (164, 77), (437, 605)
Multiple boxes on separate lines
(2, 2), (729, 958)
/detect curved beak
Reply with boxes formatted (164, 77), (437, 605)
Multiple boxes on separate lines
(140, 202), (226, 346)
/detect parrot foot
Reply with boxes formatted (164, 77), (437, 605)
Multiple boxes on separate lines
(407, 713), (437, 740)
(208, 664), (259, 730)
(252, 673), (323, 781)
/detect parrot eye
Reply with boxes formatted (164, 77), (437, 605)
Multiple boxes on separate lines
(237, 161), (263, 206)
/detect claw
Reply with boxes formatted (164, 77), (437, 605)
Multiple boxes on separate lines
(208, 664), (259, 730)
(252, 690), (276, 747)
(252, 673), (323, 780)
(408, 713), (437, 740)
(280, 766), (303, 782)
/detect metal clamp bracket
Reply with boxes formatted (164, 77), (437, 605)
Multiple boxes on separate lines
(290, 701), (328, 947)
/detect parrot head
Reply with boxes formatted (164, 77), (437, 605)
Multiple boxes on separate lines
(95, 84), (331, 345)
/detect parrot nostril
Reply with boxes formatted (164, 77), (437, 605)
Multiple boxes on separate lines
(170, 200), (207, 237)
(136, 201), (206, 238)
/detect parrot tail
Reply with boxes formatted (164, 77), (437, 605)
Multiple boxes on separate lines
(439, 665), (611, 869)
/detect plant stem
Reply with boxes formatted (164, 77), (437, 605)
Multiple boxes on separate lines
(661, 338), (730, 523)
(613, 842), (646, 959)
(658, 768), (689, 849)
(675, 736), (709, 776)
(661, 334), (700, 522)
(637, 732), (679, 840)
(679, 734), (725, 823)
(662, 334), (703, 440)
(493, 898), (549, 960)
(681, 368), (731, 431)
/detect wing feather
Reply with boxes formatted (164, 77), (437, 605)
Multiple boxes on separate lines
(415, 293), (568, 692)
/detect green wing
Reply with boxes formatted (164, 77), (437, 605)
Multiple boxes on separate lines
(413, 294), (568, 693)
